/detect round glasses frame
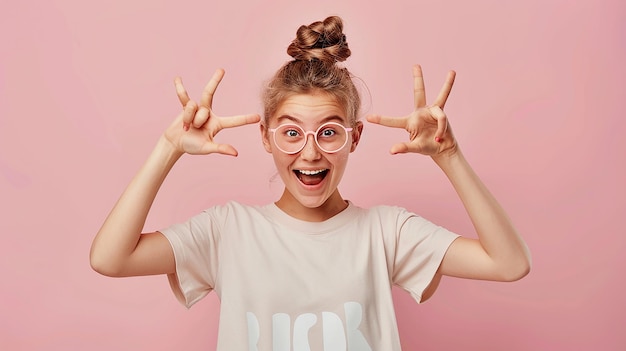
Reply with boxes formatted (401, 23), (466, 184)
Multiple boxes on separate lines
(269, 122), (354, 154)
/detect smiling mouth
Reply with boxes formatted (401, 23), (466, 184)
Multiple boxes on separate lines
(294, 169), (329, 186)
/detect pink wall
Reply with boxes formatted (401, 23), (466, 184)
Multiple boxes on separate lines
(1, 0), (624, 350)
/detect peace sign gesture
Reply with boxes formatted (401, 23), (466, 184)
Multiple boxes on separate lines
(367, 65), (457, 157)
(163, 69), (260, 156)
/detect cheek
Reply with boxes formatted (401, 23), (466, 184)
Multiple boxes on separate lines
(271, 152), (294, 169)
(330, 151), (350, 167)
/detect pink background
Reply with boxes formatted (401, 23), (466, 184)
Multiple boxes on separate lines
(1, 0), (624, 350)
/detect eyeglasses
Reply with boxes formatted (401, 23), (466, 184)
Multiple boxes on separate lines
(268, 122), (353, 154)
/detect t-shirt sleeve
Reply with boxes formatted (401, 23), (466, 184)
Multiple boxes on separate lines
(159, 209), (221, 309)
(391, 209), (460, 303)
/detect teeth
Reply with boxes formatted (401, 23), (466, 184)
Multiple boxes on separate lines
(298, 169), (326, 175)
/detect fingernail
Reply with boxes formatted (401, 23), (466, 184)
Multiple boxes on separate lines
(183, 123), (189, 131)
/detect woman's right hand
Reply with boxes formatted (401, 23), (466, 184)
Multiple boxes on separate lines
(163, 69), (260, 156)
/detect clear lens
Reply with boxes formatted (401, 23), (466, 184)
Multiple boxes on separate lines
(272, 122), (350, 154)
(316, 123), (347, 152)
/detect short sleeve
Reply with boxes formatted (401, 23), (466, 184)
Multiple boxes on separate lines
(159, 210), (221, 308)
(391, 211), (459, 303)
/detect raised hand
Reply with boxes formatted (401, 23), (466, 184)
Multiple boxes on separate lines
(366, 65), (457, 157)
(163, 69), (260, 156)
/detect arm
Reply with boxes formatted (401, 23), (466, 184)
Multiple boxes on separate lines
(433, 149), (530, 281)
(367, 65), (530, 282)
(90, 69), (260, 277)
(89, 136), (181, 277)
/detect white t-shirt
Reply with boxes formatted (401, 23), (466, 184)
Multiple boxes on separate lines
(160, 201), (459, 350)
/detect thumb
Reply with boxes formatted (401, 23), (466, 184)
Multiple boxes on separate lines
(390, 142), (410, 155)
(213, 143), (239, 157)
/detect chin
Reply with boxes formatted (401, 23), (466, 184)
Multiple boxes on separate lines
(289, 172), (336, 205)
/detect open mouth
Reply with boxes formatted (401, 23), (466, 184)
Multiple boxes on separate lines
(294, 169), (329, 186)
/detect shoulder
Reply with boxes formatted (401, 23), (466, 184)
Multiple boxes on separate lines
(351, 203), (450, 240)
(343, 203), (427, 238)
(204, 201), (265, 217)
(352, 203), (418, 223)
(200, 201), (277, 228)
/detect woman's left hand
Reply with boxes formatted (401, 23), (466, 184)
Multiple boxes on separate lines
(367, 64), (457, 158)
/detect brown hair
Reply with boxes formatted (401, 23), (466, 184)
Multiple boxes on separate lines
(262, 16), (361, 127)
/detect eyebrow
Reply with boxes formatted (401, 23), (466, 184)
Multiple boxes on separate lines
(276, 115), (347, 124)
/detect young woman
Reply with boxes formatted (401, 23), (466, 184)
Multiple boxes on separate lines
(91, 16), (530, 350)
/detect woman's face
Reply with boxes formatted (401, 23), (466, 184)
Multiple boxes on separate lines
(261, 92), (362, 219)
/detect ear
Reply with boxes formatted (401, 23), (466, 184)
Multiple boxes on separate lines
(260, 123), (272, 153)
(349, 121), (364, 153)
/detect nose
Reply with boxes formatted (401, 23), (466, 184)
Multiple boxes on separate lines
(300, 134), (321, 160)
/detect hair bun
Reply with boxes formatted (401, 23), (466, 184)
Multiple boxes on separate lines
(287, 16), (351, 63)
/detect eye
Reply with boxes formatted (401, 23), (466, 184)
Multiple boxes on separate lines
(285, 128), (301, 137)
(318, 126), (340, 138)
(318, 127), (337, 138)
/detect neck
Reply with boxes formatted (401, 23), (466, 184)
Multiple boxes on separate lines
(275, 189), (348, 222)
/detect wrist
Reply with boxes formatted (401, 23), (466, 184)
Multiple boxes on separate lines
(431, 144), (462, 166)
(431, 147), (473, 184)
(155, 135), (184, 164)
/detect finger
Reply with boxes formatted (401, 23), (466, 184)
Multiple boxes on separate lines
(216, 144), (239, 157)
(413, 64), (426, 108)
(174, 77), (191, 107)
(389, 142), (410, 155)
(200, 143), (239, 157)
(366, 114), (408, 129)
(182, 100), (198, 131)
(200, 68), (225, 108)
(192, 106), (210, 129)
(429, 105), (448, 142)
(433, 70), (456, 109)
(218, 113), (261, 129)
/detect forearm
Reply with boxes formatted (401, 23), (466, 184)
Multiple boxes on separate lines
(90, 136), (182, 275)
(433, 149), (531, 279)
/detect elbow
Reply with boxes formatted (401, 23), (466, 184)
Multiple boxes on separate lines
(499, 254), (532, 282)
(497, 241), (532, 282)
(502, 262), (531, 282)
(89, 250), (124, 277)
(90, 256), (116, 277)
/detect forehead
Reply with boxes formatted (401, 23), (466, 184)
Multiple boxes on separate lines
(274, 93), (347, 125)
